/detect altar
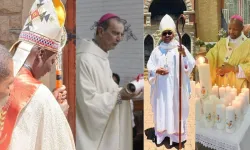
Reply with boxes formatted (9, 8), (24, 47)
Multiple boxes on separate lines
(196, 106), (250, 150)
(194, 53), (250, 150)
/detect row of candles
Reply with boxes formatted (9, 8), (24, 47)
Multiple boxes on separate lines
(194, 84), (249, 133)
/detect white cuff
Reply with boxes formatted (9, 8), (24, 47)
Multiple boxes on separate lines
(236, 65), (246, 78)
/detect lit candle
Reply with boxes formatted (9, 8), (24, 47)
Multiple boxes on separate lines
(195, 97), (201, 121)
(216, 104), (226, 130)
(235, 96), (244, 120)
(197, 57), (212, 97)
(231, 86), (237, 98)
(220, 98), (228, 107)
(232, 100), (241, 124)
(219, 85), (226, 98)
(239, 93), (248, 114)
(212, 84), (219, 98)
(210, 95), (221, 115)
(226, 106), (236, 133)
(226, 85), (231, 94)
(241, 88), (249, 105)
(228, 91), (236, 105)
(204, 100), (214, 128)
(195, 82), (201, 98)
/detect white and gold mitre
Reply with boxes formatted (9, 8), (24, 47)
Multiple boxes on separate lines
(159, 14), (176, 33)
(10, 0), (67, 76)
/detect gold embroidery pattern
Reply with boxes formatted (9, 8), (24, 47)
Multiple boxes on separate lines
(0, 99), (11, 143)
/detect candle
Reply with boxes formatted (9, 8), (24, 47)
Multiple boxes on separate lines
(232, 100), (241, 123)
(190, 80), (196, 98)
(231, 86), (237, 98)
(239, 93), (248, 114)
(210, 95), (221, 115)
(242, 88), (249, 105)
(212, 84), (219, 98)
(220, 98), (228, 107)
(216, 104), (226, 130)
(195, 82), (201, 98)
(235, 96), (244, 119)
(204, 100), (214, 128)
(219, 85), (226, 98)
(195, 97), (201, 121)
(197, 58), (212, 97)
(228, 91), (236, 105)
(226, 106), (236, 133)
(226, 85), (231, 94)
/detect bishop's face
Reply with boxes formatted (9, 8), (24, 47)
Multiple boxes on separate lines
(228, 19), (243, 39)
(99, 18), (125, 51)
(161, 30), (174, 43)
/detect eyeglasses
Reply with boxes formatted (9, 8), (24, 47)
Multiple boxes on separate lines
(162, 31), (173, 36)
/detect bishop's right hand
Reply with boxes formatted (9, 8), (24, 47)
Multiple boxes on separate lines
(156, 67), (169, 75)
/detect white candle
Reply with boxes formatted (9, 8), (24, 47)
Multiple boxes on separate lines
(219, 85), (226, 98)
(220, 98), (228, 107)
(226, 85), (231, 94)
(210, 95), (221, 115)
(190, 81), (196, 98)
(235, 96), (244, 119)
(216, 104), (226, 130)
(212, 84), (219, 98)
(239, 93), (248, 114)
(242, 88), (249, 105)
(232, 100), (241, 123)
(197, 58), (212, 97)
(204, 101), (214, 128)
(195, 97), (201, 121)
(228, 91), (236, 105)
(226, 106), (236, 133)
(195, 82), (201, 98)
(231, 86), (237, 98)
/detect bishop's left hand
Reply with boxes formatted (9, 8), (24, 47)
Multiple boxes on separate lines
(216, 63), (234, 76)
(178, 46), (186, 57)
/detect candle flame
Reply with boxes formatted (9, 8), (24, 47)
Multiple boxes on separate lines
(197, 56), (205, 64)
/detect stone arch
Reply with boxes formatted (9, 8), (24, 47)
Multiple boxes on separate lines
(144, 0), (193, 13)
(182, 33), (191, 52)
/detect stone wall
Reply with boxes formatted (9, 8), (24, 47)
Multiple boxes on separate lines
(0, 0), (23, 49)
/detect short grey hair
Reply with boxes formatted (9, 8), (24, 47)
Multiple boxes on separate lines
(0, 44), (12, 81)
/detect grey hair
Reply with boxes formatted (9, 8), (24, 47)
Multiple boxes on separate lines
(95, 17), (125, 35)
(0, 44), (12, 81)
(91, 17), (137, 40)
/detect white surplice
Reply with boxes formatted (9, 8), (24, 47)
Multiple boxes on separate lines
(147, 40), (195, 144)
(9, 84), (75, 150)
(76, 39), (132, 150)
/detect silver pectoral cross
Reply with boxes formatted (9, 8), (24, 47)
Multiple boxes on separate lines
(164, 57), (168, 69)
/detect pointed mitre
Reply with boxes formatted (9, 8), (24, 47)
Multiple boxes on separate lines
(10, 0), (67, 77)
(159, 14), (176, 33)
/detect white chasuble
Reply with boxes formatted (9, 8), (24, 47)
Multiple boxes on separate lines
(76, 39), (132, 150)
(9, 84), (75, 150)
